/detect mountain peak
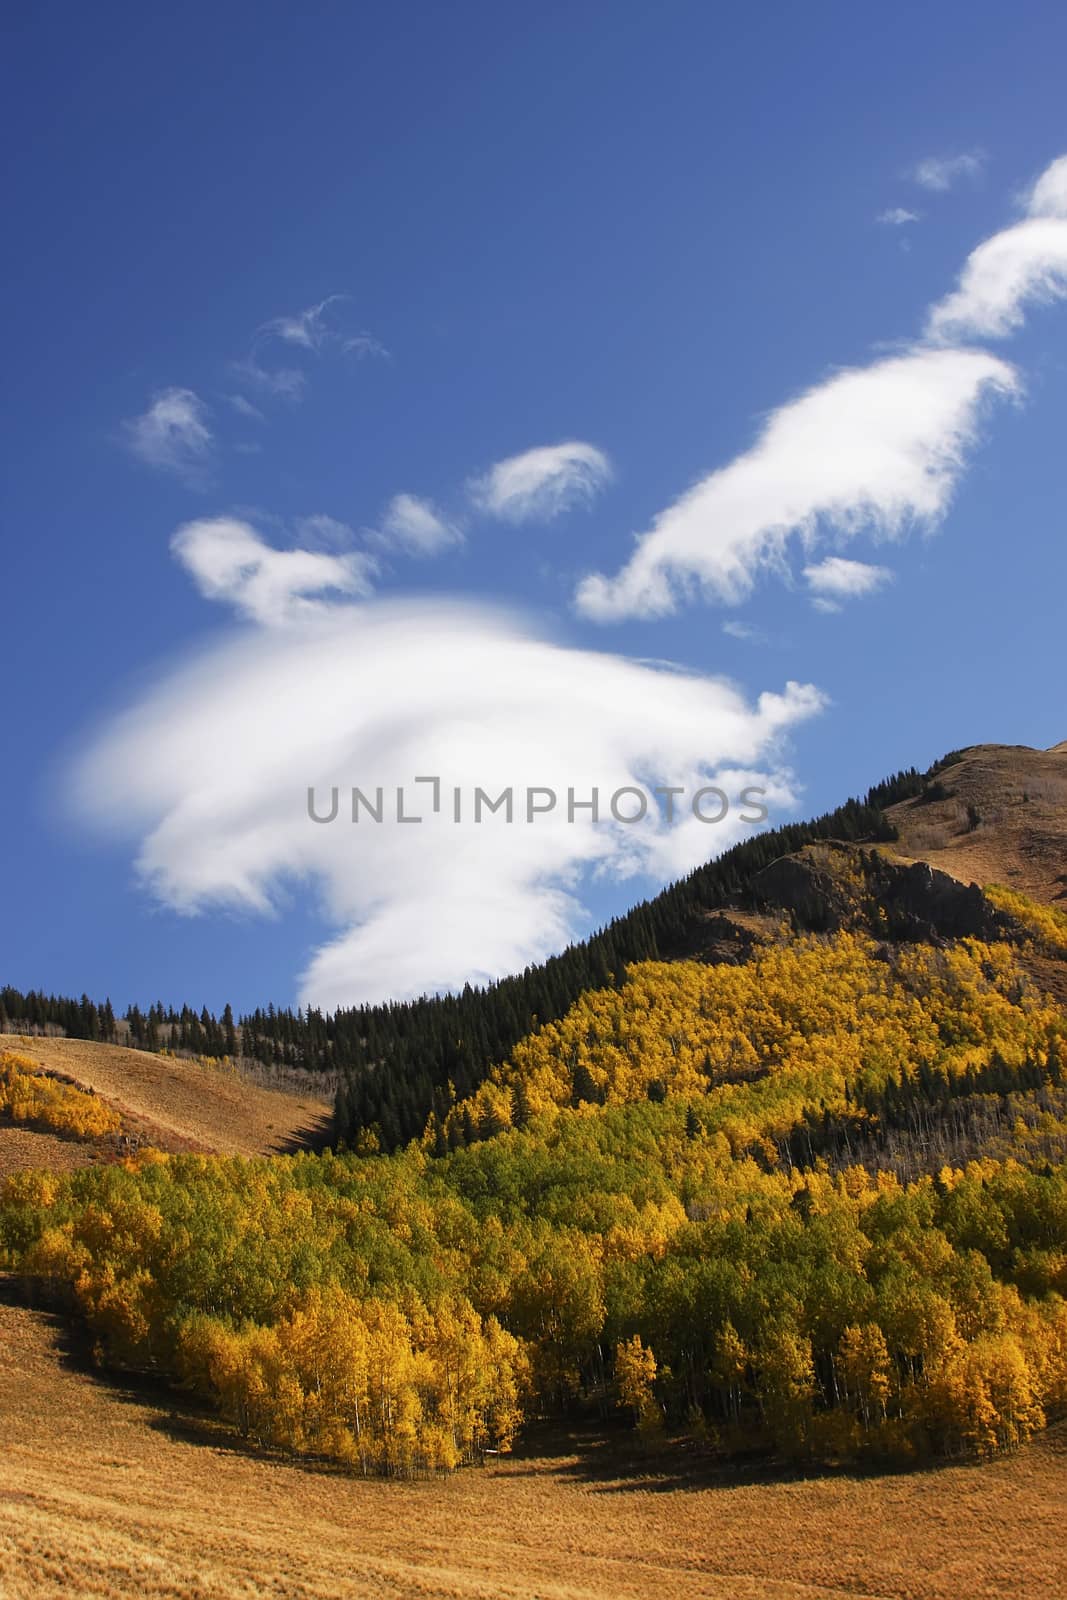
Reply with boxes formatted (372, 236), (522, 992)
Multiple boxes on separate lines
(886, 741), (1067, 907)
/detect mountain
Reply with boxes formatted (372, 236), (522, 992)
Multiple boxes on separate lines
(333, 740), (1067, 1149)
(4, 734), (1067, 1494)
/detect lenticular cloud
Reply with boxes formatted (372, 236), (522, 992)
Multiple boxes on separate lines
(73, 594), (822, 1008)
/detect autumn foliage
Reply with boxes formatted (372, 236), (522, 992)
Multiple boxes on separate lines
(0, 1050), (121, 1140)
(429, 932), (1065, 1159)
(987, 884), (1067, 957)
(4, 928), (1067, 1474)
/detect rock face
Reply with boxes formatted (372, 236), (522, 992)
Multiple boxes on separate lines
(750, 850), (852, 934)
(874, 859), (1002, 943)
(751, 843), (1005, 944)
(668, 912), (755, 963)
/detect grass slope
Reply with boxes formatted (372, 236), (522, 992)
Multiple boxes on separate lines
(3, 1284), (1067, 1600)
(888, 742), (1067, 906)
(0, 1036), (330, 1159)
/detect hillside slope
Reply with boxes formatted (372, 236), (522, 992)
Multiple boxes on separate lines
(5, 740), (1063, 1159)
(327, 738), (1067, 1148)
(0, 1036), (330, 1160)
(887, 742), (1067, 905)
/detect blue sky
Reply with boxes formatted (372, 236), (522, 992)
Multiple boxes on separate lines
(3, 2), (1066, 1014)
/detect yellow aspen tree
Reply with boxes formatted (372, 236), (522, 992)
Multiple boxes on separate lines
(615, 1334), (662, 1436)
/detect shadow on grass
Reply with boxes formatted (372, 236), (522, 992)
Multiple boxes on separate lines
(500, 1409), (1067, 1495)
(272, 1107), (336, 1156)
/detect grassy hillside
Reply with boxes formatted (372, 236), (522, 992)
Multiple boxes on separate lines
(887, 743), (1067, 904)
(325, 740), (1067, 1148)
(0, 1036), (331, 1164)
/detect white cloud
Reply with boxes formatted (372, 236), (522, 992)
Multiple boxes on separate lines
(1026, 154), (1067, 219)
(721, 619), (765, 643)
(371, 494), (463, 557)
(226, 394), (265, 422)
(259, 297), (389, 359)
(804, 555), (893, 597)
(804, 556), (893, 613)
(913, 151), (986, 192)
(927, 153), (1067, 340)
(72, 569), (824, 1008)
(122, 388), (213, 481)
(260, 295), (348, 351)
(230, 355), (307, 400)
(575, 347), (1016, 622)
(233, 297), (387, 402)
(171, 518), (377, 628)
(344, 333), (390, 360)
(877, 208), (921, 226)
(469, 441), (613, 524)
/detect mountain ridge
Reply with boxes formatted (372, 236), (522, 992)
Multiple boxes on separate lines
(4, 739), (1065, 1154)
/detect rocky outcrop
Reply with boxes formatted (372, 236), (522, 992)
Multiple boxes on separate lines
(873, 859), (1002, 943)
(751, 843), (1005, 945)
(750, 851), (854, 933)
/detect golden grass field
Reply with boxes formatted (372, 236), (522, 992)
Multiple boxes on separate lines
(0, 1035), (330, 1167)
(2, 1283), (1067, 1600)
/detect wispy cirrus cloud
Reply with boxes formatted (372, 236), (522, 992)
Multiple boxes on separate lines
(469, 441), (613, 524)
(233, 296), (389, 401)
(230, 353), (308, 400)
(344, 332), (390, 360)
(260, 295), (349, 351)
(122, 388), (213, 483)
(913, 150), (986, 192)
(226, 394), (266, 422)
(171, 517), (377, 627)
(927, 154), (1067, 340)
(373, 493), (464, 557)
(721, 619), (767, 644)
(804, 555), (893, 613)
(877, 207), (921, 226)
